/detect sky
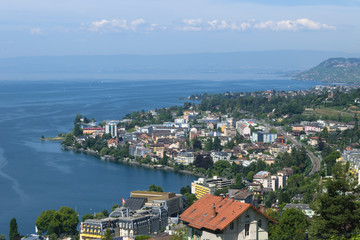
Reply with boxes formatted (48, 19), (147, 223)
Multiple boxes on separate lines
(0, 0), (360, 58)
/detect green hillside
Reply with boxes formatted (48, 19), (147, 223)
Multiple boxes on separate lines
(296, 57), (360, 83)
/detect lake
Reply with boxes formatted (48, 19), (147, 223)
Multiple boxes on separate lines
(0, 78), (322, 236)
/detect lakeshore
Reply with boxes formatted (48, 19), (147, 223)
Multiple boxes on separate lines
(61, 145), (204, 177)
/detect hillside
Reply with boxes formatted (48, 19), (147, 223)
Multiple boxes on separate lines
(296, 58), (360, 83)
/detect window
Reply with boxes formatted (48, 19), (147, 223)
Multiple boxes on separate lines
(230, 222), (234, 230)
(258, 220), (262, 228)
(245, 223), (250, 236)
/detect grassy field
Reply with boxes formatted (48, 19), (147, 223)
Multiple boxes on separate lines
(303, 107), (355, 122)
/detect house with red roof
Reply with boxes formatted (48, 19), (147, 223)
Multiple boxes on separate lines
(180, 194), (276, 240)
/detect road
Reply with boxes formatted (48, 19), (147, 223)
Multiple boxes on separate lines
(262, 123), (321, 175)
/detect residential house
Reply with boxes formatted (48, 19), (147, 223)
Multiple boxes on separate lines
(283, 204), (314, 218)
(174, 151), (195, 165)
(180, 194), (276, 240)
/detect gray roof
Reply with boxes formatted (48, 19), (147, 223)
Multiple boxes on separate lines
(123, 197), (147, 210)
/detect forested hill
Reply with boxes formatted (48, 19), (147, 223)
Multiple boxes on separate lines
(296, 58), (360, 83)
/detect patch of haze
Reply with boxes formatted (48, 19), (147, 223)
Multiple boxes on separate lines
(0, 148), (30, 202)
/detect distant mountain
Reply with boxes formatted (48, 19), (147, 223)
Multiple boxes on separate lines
(296, 58), (360, 83)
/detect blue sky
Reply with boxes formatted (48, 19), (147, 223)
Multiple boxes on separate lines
(0, 0), (359, 58)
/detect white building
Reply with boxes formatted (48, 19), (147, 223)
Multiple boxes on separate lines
(105, 122), (118, 137)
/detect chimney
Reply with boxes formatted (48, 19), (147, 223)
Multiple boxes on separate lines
(220, 193), (225, 199)
(230, 196), (235, 202)
(260, 204), (265, 213)
(212, 204), (217, 217)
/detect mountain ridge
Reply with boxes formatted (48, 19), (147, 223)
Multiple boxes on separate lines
(296, 57), (360, 83)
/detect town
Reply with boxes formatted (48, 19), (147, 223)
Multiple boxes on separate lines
(9, 85), (360, 240)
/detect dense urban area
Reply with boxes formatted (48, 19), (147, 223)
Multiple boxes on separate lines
(6, 85), (360, 240)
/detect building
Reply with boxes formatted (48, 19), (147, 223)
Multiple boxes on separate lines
(253, 169), (292, 191)
(80, 206), (168, 240)
(174, 151), (195, 165)
(283, 204), (314, 218)
(228, 189), (254, 205)
(130, 191), (185, 217)
(251, 132), (277, 143)
(83, 127), (105, 135)
(191, 176), (234, 199)
(304, 123), (322, 134)
(105, 122), (118, 137)
(129, 145), (152, 157)
(236, 123), (251, 137)
(224, 126), (237, 137)
(180, 194), (276, 240)
(210, 151), (231, 163)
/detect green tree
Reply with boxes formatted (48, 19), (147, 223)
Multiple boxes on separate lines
(81, 213), (94, 222)
(50, 233), (57, 240)
(62, 132), (75, 146)
(192, 138), (202, 151)
(58, 207), (79, 235)
(73, 124), (83, 137)
(309, 162), (360, 239)
(0, 234), (6, 240)
(35, 207), (78, 236)
(9, 218), (20, 240)
(203, 138), (213, 151)
(74, 114), (82, 125)
(185, 194), (197, 207)
(148, 184), (163, 192)
(103, 229), (113, 240)
(193, 154), (213, 169)
(111, 204), (120, 211)
(270, 208), (308, 240)
(213, 137), (222, 151)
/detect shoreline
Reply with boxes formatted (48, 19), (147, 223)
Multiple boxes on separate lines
(61, 145), (204, 178)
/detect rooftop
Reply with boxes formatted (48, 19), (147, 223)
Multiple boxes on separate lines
(180, 194), (275, 232)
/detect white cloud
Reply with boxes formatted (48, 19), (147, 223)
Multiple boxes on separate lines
(182, 19), (202, 26)
(207, 20), (240, 31)
(30, 28), (43, 35)
(84, 18), (335, 33)
(254, 18), (336, 31)
(175, 26), (202, 31)
(89, 18), (146, 32)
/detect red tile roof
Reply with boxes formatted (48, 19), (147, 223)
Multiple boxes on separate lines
(180, 194), (276, 232)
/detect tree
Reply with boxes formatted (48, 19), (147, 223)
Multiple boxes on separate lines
(0, 235), (6, 240)
(148, 184), (163, 192)
(82, 213), (94, 222)
(111, 204), (120, 211)
(58, 207), (79, 235)
(192, 138), (202, 151)
(185, 194), (197, 207)
(9, 218), (20, 240)
(270, 208), (308, 240)
(35, 207), (79, 236)
(62, 132), (75, 146)
(103, 229), (113, 240)
(309, 162), (360, 239)
(193, 154), (213, 169)
(203, 138), (213, 151)
(213, 137), (222, 151)
(50, 233), (57, 240)
(74, 114), (82, 125)
(73, 124), (83, 137)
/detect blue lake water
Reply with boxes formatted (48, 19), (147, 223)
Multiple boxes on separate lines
(0, 78), (322, 236)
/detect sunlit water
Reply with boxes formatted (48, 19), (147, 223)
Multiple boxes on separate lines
(0, 78), (322, 235)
